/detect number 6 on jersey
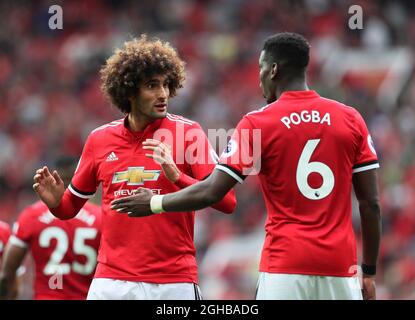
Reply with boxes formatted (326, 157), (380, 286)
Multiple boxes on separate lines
(296, 139), (334, 200)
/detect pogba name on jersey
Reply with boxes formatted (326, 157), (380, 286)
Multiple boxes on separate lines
(281, 110), (331, 129)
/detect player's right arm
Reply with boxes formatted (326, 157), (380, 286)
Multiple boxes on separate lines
(0, 244), (27, 299)
(33, 134), (96, 220)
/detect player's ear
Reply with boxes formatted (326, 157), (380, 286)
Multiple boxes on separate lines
(270, 63), (278, 80)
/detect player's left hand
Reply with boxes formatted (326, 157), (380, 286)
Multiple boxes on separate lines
(143, 139), (180, 183)
(362, 275), (376, 300)
(110, 188), (154, 217)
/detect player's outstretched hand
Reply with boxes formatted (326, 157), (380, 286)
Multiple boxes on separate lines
(362, 275), (376, 300)
(110, 188), (154, 217)
(33, 166), (65, 208)
(143, 139), (180, 183)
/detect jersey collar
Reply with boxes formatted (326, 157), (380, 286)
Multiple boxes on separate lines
(278, 90), (320, 100)
(121, 115), (163, 141)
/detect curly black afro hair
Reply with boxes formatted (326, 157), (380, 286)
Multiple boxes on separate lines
(100, 34), (186, 113)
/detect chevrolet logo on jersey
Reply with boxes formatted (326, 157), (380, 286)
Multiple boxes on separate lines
(112, 167), (161, 185)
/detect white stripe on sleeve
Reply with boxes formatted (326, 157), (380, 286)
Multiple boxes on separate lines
(8, 235), (28, 248)
(68, 184), (95, 199)
(353, 163), (380, 173)
(215, 164), (244, 184)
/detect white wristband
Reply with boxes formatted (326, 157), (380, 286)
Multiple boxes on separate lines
(150, 195), (165, 214)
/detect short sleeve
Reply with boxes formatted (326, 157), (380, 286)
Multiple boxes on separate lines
(352, 111), (380, 173)
(0, 223), (11, 255)
(69, 134), (98, 199)
(0, 223), (11, 242)
(216, 116), (262, 183)
(10, 210), (33, 248)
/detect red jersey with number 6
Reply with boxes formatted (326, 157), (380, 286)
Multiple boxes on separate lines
(217, 90), (379, 277)
(0, 221), (11, 262)
(10, 201), (101, 299)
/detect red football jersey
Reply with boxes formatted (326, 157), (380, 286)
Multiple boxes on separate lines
(70, 114), (225, 283)
(217, 90), (379, 277)
(10, 201), (101, 300)
(0, 220), (11, 261)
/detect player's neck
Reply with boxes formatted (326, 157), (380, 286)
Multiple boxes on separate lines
(127, 113), (153, 132)
(276, 77), (309, 99)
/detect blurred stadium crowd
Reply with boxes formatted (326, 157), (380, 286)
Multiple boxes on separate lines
(0, 0), (414, 299)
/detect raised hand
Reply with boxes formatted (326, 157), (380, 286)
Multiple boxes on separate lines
(33, 166), (65, 208)
(142, 139), (180, 183)
(110, 187), (154, 217)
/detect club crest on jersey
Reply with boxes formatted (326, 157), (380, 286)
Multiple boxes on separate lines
(367, 134), (377, 155)
(112, 167), (161, 185)
(221, 139), (238, 158)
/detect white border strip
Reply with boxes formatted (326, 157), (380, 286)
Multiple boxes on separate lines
(68, 184), (95, 199)
(8, 235), (28, 248)
(92, 120), (123, 133)
(352, 163), (379, 173)
(167, 113), (195, 124)
(17, 266), (26, 277)
(215, 164), (244, 184)
(166, 114), (194, 125)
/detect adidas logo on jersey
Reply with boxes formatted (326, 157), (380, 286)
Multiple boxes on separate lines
(106, 152), (118, 162)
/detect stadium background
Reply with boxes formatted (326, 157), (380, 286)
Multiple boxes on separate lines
(0, 0), (414, 299)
